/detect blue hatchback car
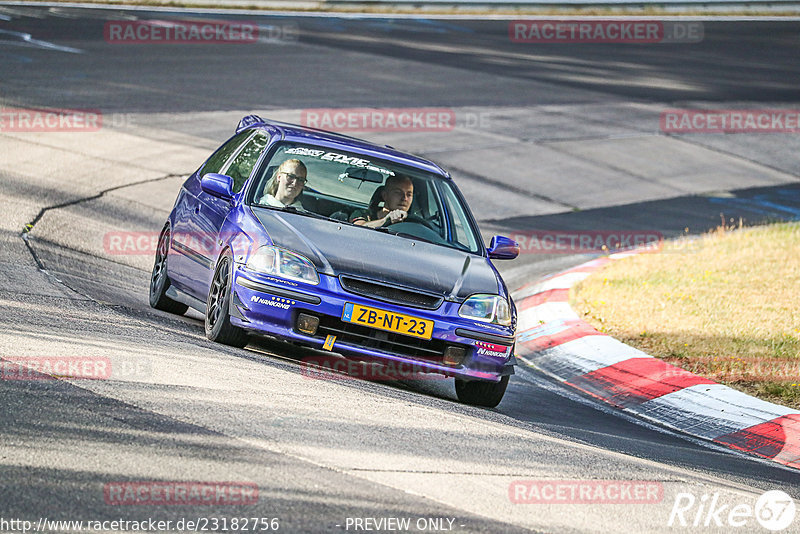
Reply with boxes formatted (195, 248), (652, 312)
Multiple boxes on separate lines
(150, 116), (519, 407)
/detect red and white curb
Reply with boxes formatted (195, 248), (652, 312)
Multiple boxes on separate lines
(514, 254), (800, 471)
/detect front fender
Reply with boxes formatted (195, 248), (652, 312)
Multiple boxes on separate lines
(218, 205), (274, 268)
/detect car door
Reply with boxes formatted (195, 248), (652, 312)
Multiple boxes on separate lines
(183, 130), (269, 299)
(169, 130), (254, 296)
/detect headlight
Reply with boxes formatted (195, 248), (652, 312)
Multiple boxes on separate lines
(246, 246), (319, 285)
(458, 294), (512, 326)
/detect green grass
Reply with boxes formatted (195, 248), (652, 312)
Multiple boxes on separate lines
(571, 222), (800, 409)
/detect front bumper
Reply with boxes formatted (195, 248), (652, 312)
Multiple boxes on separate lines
(230, 267), (516, 382)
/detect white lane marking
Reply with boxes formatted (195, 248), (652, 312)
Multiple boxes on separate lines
(520, 335), (648, 378)
(0, 29), (83, 53)
(513, 365), (800, 475)
(518, 301), (579, 328)
(633, 383), (800, 440)
(532, 271), (591, 292)
(520, 254), (800, 471)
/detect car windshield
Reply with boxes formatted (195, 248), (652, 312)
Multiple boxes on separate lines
(247, 141), (482, 254)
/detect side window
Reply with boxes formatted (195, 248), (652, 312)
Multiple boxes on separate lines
(424, 181), (444, 233)
(200, 130), (253, 177)
(441, 184), (479, 252)
(223, 133), (269, 194)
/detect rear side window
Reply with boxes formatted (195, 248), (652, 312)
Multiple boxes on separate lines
(223, 132), (269, 193)
(200, 130), (253, 177)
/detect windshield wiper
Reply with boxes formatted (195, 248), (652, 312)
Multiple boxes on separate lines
(376, 226), (436, 245)
(394, 232), (436, 245)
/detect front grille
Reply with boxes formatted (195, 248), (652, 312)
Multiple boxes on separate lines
(339, 275), (443, 310)
(314, 315), (453, 363)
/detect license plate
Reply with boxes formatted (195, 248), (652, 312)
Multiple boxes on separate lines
(342, 302), (433, 340)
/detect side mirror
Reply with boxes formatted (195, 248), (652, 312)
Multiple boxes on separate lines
(487, 235), (519, 260)
(201, 173), (234, 201)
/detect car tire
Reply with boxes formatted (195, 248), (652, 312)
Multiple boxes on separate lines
(205, 253), (249, 348)
(455, 375), (509, 408)
(149, 225), (189, 315)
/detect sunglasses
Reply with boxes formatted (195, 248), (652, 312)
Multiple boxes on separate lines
(280, 171), (307, 184)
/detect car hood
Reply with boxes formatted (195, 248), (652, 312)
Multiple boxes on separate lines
(251, 207), (499, 300)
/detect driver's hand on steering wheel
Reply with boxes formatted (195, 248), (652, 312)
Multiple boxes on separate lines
(384, 209), (407, 225)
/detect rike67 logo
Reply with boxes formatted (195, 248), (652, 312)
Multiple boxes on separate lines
(669, 490), (796, 531)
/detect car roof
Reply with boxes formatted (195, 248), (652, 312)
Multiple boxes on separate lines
(237, 115), (451, 178)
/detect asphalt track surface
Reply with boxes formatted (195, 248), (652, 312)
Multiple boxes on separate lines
(1, 7), (800, 533)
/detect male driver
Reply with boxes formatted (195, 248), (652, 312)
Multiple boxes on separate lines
(351, 174), (413, 228)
